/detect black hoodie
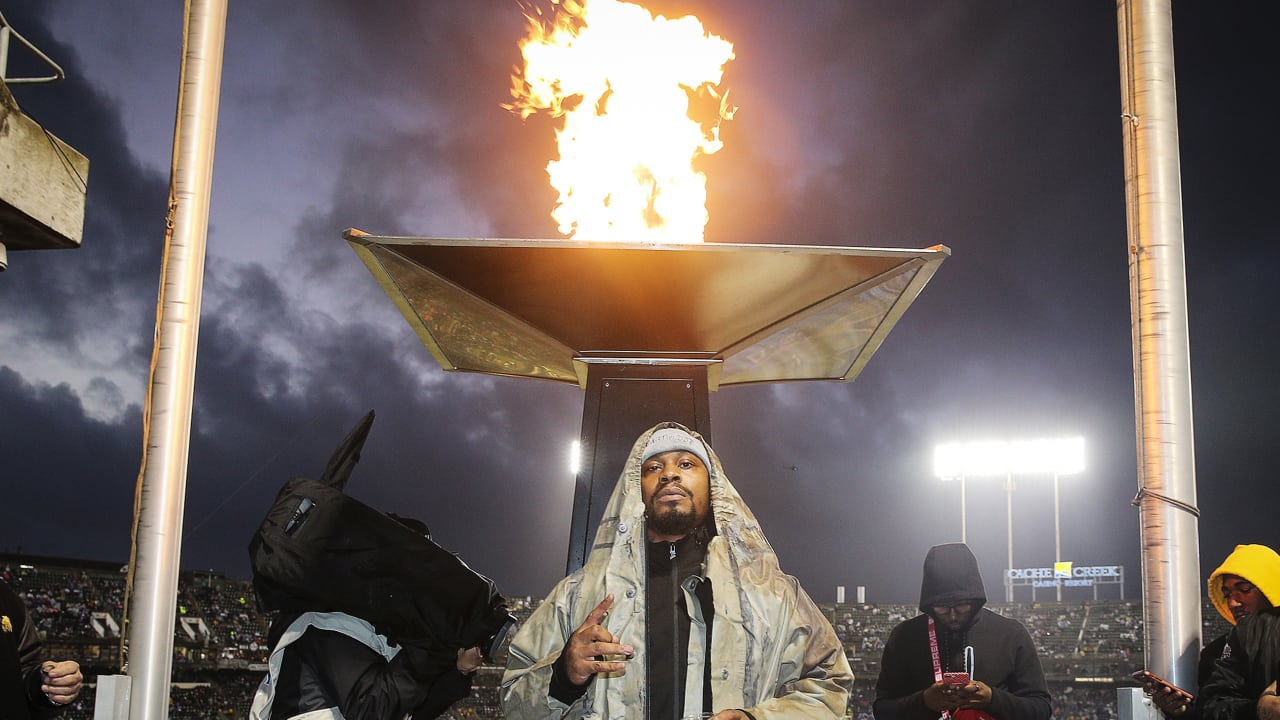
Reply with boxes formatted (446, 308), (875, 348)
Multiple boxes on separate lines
(873, 544), (1052, 720)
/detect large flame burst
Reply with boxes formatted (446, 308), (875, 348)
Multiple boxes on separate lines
(508, 0), (735, 242)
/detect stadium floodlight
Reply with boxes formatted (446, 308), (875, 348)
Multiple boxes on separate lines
(934, 437), (1085, 479)
(934, 437), (1085, 601)
(569, 440), (581, 475)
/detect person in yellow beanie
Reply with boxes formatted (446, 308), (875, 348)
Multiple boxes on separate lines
(1138, 544), (1280, 718)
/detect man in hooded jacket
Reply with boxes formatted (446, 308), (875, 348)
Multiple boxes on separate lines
(1139, 543), (1280, 718)
(873, 543), (1051, 720)
(1197, 545), (1280, 720)
(501, 422), (853, 720)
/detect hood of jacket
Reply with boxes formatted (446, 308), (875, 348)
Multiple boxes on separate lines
(585, 421), (778, 571)
(919, 543), (988, 616)
(573, 421), (808, 712)
(1208, 543), (1280, 624)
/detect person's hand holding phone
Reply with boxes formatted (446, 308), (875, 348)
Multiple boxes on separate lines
(924, 681), (962, 713)
(1258, 680), (1280, 720)
(951, 679), (993, 710)
(925, 673), (991, 713)
(1134, 670), (1194, 717)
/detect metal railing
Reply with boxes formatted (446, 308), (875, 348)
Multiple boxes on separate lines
(0, 9), (66, 85)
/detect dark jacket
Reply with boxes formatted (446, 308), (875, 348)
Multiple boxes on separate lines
(642, 531), (715, 720)
(873, 543), (1052, 720)
(1199, 608), (1280, 720)
(0, 581), (64, 720)
(1199, 634), (1229, 691)
(253, 611), (473, 719)
(1153, 634), (1228, 720)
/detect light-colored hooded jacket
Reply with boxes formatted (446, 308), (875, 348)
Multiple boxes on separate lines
(501, 422), (852, 719)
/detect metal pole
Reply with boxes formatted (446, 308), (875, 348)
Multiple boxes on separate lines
(1116, 0), (1201, 691)
(1005, 471), (1014, 602)
(0, 23), (10, 78)
(568, 365), (711, 573)
(126, 1), (226, 718)
(1055, 473), (1062, 602)
(960, 475), (967, 544)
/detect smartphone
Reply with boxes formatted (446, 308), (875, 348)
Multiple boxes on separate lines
(943, 672), (970, 687)
(1131, 670), (1193, 700)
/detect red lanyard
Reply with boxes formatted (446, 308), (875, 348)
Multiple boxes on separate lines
(928, 617), (949, 720)
(928, 617), (944, 682)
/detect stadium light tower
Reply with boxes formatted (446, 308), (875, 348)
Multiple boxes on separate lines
(934, 437), (1085, 601)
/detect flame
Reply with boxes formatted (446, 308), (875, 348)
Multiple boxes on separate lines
(508, 0), (735, 242)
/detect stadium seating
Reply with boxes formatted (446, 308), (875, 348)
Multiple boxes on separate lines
(0, 554), (1233, 719)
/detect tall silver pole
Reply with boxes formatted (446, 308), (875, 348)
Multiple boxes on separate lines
(125, 1), (226, 718)
(1054, 473), (1062, 602)
(1116, 0), (1201, 691)
(1005, 471), (1014, 603)
(960, 476), (967, 544)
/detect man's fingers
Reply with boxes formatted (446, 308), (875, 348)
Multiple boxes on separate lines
(583, 594), (615, 627)
(44, 685), (80, 704)
(570, 595), (633, 659)
(588, 659), (627, 675)
(591, 639), (633, 657)
(570, 623), (624, 650)
(44, 675), (81, 690)
(570, 639), (632, 663)
(565, 595), (633, 685)
(581, 624), (619, 645)
(566, 639), (633, 684)
(568, 656), (628, 685)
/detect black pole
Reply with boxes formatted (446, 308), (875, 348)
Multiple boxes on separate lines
(566, 363), (712, 574)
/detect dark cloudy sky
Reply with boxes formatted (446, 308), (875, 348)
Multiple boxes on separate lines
(2, 1), (1277, 605)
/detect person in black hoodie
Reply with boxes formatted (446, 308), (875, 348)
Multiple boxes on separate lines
(873, 543), (1052, 720)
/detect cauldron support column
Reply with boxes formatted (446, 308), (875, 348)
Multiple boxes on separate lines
(569, 362), (712, 572)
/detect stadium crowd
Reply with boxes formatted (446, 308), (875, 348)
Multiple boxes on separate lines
(0, 554), (1232, 719)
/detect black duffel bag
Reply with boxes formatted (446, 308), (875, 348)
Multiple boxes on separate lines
(248, 411), (515, 660)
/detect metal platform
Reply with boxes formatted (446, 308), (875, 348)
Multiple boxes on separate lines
(344, 231), (949, 389)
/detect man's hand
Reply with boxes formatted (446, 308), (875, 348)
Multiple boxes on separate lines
(41, 661), (82, 706)
(563, 594), (634, 686)
(953, 680), (993, 710)
(924, 681), (961, 713)
(1258, 681), (1280, 720)
(1141, 677), (1194, 716)
(456, 646), (483, 675)
(707, 711), (753, 719)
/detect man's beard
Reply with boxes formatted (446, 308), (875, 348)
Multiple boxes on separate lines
(647, 505), (701, 538)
